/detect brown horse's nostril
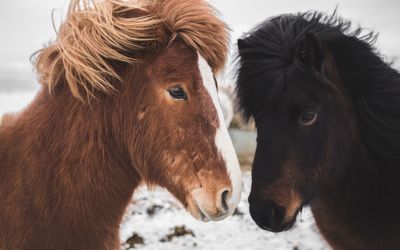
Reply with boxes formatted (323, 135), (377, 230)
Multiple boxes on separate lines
(216, 188), (231, 213)
(221, 189), (230, 212)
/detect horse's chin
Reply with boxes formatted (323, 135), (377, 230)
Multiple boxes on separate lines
(256, 214), (298, 233)
(186, 196), (210, 222)
(186, 202), (231, 222)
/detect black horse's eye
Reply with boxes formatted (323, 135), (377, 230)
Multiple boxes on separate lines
(300, 111), (318, 126)
(168, 87), (187, 100)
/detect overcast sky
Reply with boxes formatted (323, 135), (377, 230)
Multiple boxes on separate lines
(0, 0), (399, 90)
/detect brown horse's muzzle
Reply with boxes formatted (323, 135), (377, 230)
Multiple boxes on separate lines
(184, 153), (242, 221)
(184, 167), (241, 221)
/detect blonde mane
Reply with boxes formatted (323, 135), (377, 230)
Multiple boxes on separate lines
(33, 0), (229, 100)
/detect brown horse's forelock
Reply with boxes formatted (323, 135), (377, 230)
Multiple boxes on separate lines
(33, 0), (228, 101)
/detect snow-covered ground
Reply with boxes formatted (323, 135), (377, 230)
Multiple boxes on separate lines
(0, 91), (329, 250)
(120, 172), (328, 250)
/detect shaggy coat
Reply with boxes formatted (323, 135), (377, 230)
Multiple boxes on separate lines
(237, 11), (400, 250)
(0, 0), (242, 249)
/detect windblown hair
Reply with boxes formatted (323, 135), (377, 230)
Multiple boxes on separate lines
(34, 0), (228, 100)
(237, 11), (400, 161)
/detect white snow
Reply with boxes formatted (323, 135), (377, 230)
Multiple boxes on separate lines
(120, 172), (329, 250)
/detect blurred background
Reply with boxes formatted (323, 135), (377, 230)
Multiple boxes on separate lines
(0, 0), (399, 249)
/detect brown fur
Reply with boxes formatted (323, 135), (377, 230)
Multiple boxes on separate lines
(0, 0), (234, 249)
(0, 113), (15, 127)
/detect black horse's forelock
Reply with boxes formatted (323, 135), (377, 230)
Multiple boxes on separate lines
(236, 10), (400, 161)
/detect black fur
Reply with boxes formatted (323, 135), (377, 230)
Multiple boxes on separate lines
(236, 11), (400, 162)
(236, 11), (400, 249)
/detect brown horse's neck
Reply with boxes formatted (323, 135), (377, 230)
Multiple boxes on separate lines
(313, 141), (400, 250)
(0, 89), (141, 249)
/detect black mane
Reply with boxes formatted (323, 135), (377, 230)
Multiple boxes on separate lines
(236, 11), (400, 162)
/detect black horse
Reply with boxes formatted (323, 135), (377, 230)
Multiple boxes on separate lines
(236, 11), (400, 250)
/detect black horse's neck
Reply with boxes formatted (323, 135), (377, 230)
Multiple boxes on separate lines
(313, 112), (400, 250)
(313, 36), (400, 248)
(317, 27), (400, 221)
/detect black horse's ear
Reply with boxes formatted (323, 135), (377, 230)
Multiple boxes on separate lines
(238, 38), (249, 52)
(297, 32), (324, 72)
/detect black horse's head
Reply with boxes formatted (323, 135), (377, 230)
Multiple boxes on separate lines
(235, 12), (395, 232)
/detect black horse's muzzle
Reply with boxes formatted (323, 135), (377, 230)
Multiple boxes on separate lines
(248, 195), (298, 233)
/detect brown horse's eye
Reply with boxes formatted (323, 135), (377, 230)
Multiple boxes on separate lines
(168, 87), (187, 100)
(300, 111), (318, 126)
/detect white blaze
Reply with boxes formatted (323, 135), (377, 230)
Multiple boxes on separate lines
(197, 54), (242, 212)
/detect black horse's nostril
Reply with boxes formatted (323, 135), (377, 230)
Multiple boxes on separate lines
(268, 202), (285, 226)
(266, 204), (276, 223)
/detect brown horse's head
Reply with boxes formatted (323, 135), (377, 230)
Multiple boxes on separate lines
(34, 0), (242, 221)
(124, 40), (243, 221)
(236, 14), (360, 231)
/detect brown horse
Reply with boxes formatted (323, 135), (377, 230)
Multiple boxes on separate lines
(0, 0), (242, 249)
(237, 12), (400, 250)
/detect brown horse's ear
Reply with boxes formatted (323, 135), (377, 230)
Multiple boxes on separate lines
(297, 32), (324, 72)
